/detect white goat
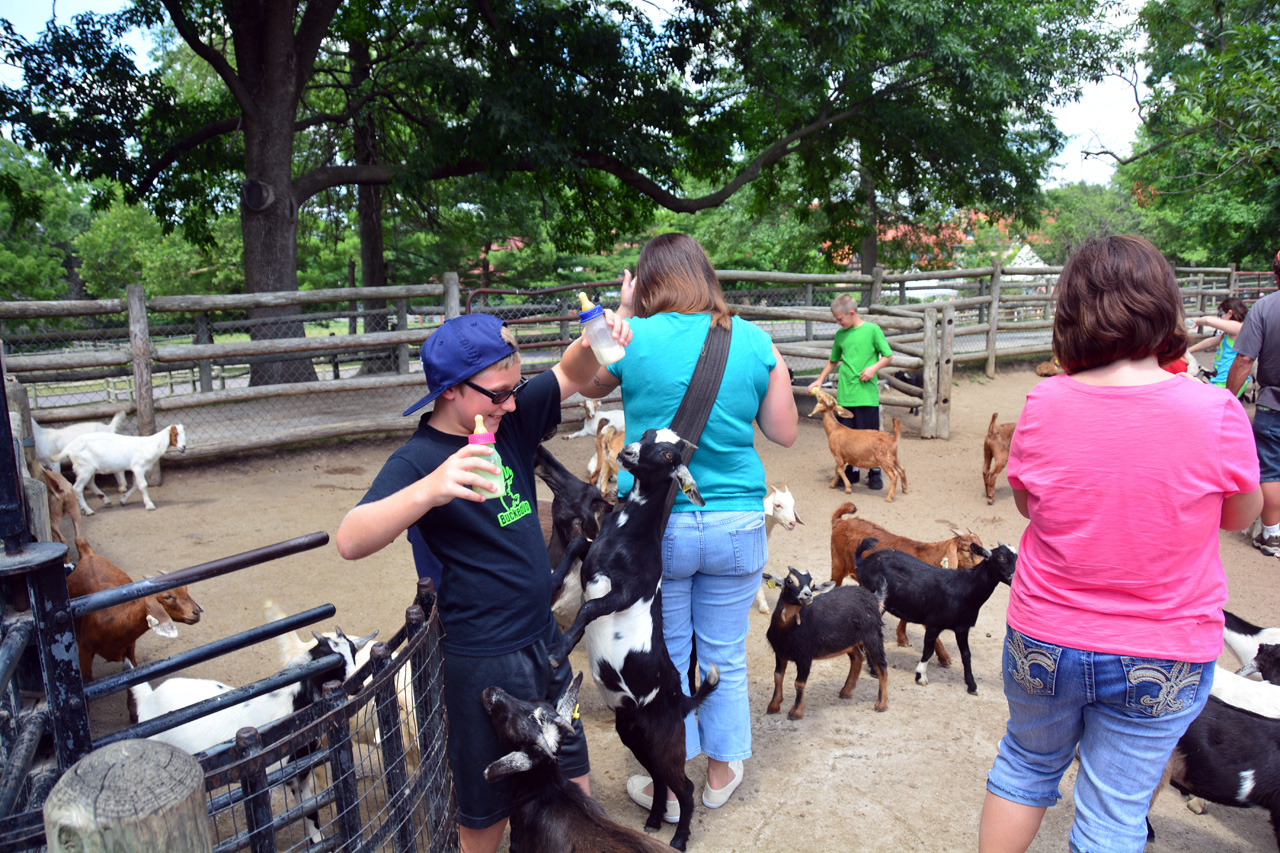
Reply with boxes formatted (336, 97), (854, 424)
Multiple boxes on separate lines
(1209, 665), (1280, 719)
(53, 424), (187, 514)
(33, 411), (127, 472)
(754, 485), (803, 613)
(132, 628), (376, 843)
(562, 399), (625, 440)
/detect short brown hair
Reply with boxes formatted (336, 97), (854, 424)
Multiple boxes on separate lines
(634, 233), (732, 329)
(830, 294), (857, 316)
(1052, 235), (1187, 374)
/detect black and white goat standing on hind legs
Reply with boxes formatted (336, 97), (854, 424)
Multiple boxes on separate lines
(548, 428), (719, 852)
(483, 673), (670, 853)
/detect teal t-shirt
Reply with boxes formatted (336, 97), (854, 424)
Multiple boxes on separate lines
(607, 313), (775, 512)
(830, 322), (892, 407)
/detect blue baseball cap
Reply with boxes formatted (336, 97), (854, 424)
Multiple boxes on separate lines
(403, 314), (516, 416)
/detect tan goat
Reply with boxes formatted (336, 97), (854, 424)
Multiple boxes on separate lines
(829, 502), (983, 667)
(587, 422), (625, 498)
(808, 388), (908, 502)
(982, 412), (1017, 505)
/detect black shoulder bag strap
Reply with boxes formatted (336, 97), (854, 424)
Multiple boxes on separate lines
(661, 321), (732, 526)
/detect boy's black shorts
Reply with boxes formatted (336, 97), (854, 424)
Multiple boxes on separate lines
(837, 404), (881, 432)
(442, 618), (591, 829)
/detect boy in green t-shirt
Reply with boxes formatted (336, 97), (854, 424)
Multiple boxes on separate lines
(807, 294), (893, 489)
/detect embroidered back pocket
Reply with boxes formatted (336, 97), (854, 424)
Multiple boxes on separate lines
(1006, 629), (1061, 696)
(1121, 658), (1205, 717)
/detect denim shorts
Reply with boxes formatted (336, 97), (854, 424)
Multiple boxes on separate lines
(1254, 406), (1280, 482)
(441, 618), (589, 829)
(987, 627), (1212, 853)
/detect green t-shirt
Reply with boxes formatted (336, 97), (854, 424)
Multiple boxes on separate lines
(830, 322), (893, 408)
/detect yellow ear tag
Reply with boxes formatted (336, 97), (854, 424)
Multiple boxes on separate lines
(572, 703), (581, 721)
(766, 578), (777, 589)
(681, 483), (692, 494)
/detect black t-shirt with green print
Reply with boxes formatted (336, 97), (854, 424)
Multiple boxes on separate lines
(359, 370), (560, 656)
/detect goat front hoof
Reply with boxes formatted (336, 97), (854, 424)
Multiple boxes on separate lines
(874, 701), (887, 712)
(967, 685), (979, 695)
(914, 672), (929, 686)
(82, 507), (95, 516)
(786, 707), (804, 720)
(1186, 795), (1207, 815)
(144, 503), (157, 511)
(669, 836), (688, 852)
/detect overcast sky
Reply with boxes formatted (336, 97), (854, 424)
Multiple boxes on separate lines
(5, 1), (1144, 189)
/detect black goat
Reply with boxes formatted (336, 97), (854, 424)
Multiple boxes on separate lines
(547, 428), (718, 851)
(483, 673), (669, 853)
(534, 444), (613, 627)
(855, 537), (1016, 695)
(1149, 643), (1280, 848)
(762, 566), (888, 719)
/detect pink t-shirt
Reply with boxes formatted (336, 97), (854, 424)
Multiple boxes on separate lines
(1006, 374), (1259, 662)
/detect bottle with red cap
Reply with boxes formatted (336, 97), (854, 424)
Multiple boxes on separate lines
(469, 415), (505, 499)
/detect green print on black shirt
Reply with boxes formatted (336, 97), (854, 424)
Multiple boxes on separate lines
(496, 463), (531, 527)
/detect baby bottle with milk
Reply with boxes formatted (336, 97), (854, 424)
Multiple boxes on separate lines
(469, 415), (505, 499)
(577, 292), (626, 366)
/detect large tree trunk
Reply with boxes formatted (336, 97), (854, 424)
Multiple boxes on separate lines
(237, 6), (319, 387)
(859, 169), (879, 304)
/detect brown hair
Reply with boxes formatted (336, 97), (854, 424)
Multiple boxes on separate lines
(634, 233), (733, 329)
(1052, 235), (1187, 374)
(1219, 297), (1249, 324)
(1272, 250), (1280, 278)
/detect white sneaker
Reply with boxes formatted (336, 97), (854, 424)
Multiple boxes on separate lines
(702, 760), (744, 808)
(625, 775), (680, 823)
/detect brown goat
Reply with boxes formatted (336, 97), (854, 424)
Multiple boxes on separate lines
(67, 539), (203, 681)
(829, 502), (984, 667)
(982, 412), (1017, 505)
(38, 465), (84, 548)
(808, 388), (908, 502)
(588, 422), (625, 497)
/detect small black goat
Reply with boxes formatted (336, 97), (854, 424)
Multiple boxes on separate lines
(855, 537), (1016, 695)
(548, 428), (718, 851)
(1149, 643), (1280, 848)
(483, 673), (669, 853)
(762, 566), (888, 719)
(534, 444), (613, 627)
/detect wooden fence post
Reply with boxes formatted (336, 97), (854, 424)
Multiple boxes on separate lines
(870, 266), (884, 306)
(1228, 262), (1238, 297)
(985, 258), (1002, 379)
(396, 298), (410, 374)
(1196, 274), (1206, 314)
(938, 304), (955, 440)
(804, 282), (814, 340)
(444, 273), (461, 320)
(194, 313), (214, 393)
(126, 285), (156, 435)
(921, 306), (938, 439)
(44, 739), (212, 853)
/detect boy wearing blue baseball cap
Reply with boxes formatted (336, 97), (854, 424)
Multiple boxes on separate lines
(336, 310), (629, 853)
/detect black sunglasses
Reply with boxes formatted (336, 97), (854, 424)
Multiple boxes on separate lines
(465, 377), (528, 404)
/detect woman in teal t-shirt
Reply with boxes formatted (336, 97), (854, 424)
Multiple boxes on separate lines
(581, 232), (798, 818)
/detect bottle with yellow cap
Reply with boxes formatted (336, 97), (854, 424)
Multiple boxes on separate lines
(468, 415), (505, 499)
(577, 292), (626, 366)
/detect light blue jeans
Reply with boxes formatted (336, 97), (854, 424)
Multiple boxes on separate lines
(987, 626), (1213, 853)
(660, 510), (766, 762)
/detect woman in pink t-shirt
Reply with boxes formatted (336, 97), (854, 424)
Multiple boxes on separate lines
(978, 236), (1261, 853)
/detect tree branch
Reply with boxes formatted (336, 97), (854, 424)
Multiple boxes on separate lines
(294, 164), (397, 204)
(135, 115), (244, 196)
(158, 0), (253, 113)
(1081, 122), (1211, 166)
(293, 0), (345, 99)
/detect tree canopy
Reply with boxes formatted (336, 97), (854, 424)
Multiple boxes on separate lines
(1, 0), (1125, 359)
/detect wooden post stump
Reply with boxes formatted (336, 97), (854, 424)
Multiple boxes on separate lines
(44, 739), (211, 853)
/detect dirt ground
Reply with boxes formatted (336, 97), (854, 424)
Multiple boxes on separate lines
(77, 364), (1279, 853)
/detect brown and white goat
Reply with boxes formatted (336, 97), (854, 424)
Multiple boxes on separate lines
(808, 388), (907, 502)
(67, 539), (203, 681)
(828, 503), (984, 667)
(587, 422), (625, 497)
(982, 412), (1017, 505)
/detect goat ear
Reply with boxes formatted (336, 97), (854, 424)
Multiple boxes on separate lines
(555, 672), (583, 727)
(794, 510), (804, 525)
(484, 750), (534, 782)
(673, 465), (704, 507)
(144, 598), (178, 638)
(813, 581), (837, 597)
